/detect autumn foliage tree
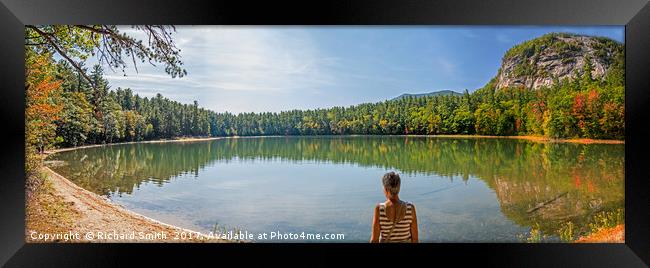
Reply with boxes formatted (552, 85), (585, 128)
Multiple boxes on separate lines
(25, 50), (62, 176)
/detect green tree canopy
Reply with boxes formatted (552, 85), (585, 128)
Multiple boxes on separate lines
(25, 25), (186, 86)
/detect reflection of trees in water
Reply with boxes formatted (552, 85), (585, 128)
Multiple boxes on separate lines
(480, 142), (624, 237)
(50, 141), (217, 197)
(49, 136), (624, 236)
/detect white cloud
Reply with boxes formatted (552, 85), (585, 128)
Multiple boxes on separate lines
(103, 26), (341, 112)
(177, 26), (338, 91)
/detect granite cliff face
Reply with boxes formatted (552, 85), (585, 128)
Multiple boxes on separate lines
(495, 33), (624, 90)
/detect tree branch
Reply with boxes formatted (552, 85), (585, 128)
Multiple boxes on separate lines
(25, 42), (49, 46)
(73, 25), (115, 35)
(27, 25), (185, 81)
(26, 25), (95, 89)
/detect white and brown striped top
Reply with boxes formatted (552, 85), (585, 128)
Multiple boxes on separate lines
(378, 201), (413, 243)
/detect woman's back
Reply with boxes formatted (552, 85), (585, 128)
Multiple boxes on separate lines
(378, 201), (413, 243)
(371, 171), (418, 243)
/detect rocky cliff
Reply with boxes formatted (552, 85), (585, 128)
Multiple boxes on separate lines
(495, 33), (624, 90)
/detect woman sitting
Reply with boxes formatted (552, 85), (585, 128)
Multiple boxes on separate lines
(370, 171), (418, 243)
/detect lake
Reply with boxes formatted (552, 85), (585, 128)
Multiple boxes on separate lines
(46, 136), (624, 242)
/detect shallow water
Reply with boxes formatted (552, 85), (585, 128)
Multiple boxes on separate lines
(47, 136), (624, 242)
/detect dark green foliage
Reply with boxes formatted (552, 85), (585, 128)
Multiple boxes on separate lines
(52, 63), (214, 146)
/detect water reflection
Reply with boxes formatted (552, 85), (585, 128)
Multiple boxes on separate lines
(48, 136), (624, 241)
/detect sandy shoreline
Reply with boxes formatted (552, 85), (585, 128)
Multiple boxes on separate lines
(26, 167), (234, 243)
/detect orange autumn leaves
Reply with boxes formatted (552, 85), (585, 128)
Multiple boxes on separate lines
(26, 52), (62, 154)
(570, 88), (624, 139)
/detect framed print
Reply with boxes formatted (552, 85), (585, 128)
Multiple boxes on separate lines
(0, 0), (648, 266)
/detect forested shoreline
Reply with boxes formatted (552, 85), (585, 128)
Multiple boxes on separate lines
(25, 27), (624, 165)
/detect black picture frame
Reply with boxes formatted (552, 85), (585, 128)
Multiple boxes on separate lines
(1, 0), (648, 266)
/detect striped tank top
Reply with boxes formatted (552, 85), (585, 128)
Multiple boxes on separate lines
(378, 201), (413, 243)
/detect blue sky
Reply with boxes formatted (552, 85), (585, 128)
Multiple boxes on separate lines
(101, 26), (624, 113)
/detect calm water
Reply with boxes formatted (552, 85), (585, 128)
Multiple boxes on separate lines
(47, 136), (624, 242)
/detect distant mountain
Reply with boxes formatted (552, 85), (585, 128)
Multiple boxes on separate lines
(495, 33), (624, 90)
(392, 90), (463, 100)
